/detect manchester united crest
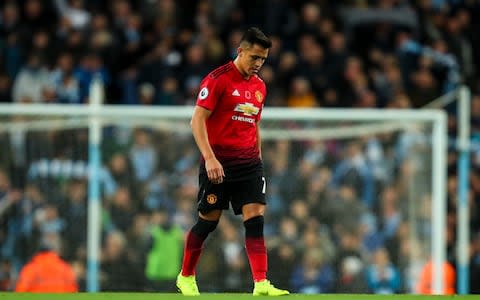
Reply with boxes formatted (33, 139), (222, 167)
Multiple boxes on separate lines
(255, 90), (264, 103)
(207, 194), (217, 204)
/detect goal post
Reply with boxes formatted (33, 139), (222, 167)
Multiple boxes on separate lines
(0, 102), (448, 294)
(423, 85), (472, 294)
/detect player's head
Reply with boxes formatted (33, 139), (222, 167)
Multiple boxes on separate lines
(235, 27), (271, 78)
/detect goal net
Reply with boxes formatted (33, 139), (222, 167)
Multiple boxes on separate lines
(0, 104), (446, 294)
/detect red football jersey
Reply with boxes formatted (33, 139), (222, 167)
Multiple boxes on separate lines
(196, 61), (266, 177)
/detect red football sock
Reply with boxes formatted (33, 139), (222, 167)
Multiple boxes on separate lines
(181, 231), (205, 276)
(245, 237), (267, 282)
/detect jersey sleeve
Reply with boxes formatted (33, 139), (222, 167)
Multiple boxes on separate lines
(195, 74), (224, 111)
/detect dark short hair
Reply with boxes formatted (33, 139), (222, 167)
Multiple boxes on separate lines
(240, 27), (272, 49)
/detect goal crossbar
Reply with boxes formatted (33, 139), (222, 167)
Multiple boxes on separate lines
(0, 104), (444, 122)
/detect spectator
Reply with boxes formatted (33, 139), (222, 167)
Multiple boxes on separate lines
(58, 180), (87, 260)
(0, 73), (12, 102)
(331, 142), (375, 208)
(145, 210), (183, 291)
(326, 185), (367, 233)
(286, 76), (318, 107)
(15, 233), (78, 292)
(12, 53), (50, 103)
(177, 42), (210, 94)
(335, 256), (369, 293)
(216, 218), (250, 292)
(379, 186), (402, 240)
(49, 52), (80, 103)
(129, 129), (157, 184)
(143, 173), (174, 212)
(20, 0), (57, 34)
(268, 240), (297, 292)
(0, 259), (14, 291)
(416, 259), (456, 295)
(0, 174), (24, 270)
(35, 205), (66, 253)
(337, 56), (368, 107)
(60, 30), (86, 62)
(290, 248), (335, 294)
(470, 232), (480, 294)
(30, 30), (56, 66)
(53, 0), (91, 30)
(100, 231), (144, 291)
(156, 76), (181, 105)
(297, 35), (327, 99)
(0, 3), (20, 37)
(108, 187), (136, 233)
(104, 153), (135, 197)
(73, 53), (110, 103)
(365, 247), (401, 294)
(137, 82), (155, 105)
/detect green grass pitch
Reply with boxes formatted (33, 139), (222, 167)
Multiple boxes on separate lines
(1, 293), (479, 300)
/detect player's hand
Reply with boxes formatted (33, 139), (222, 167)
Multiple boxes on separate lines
(205, 157), (225, 184)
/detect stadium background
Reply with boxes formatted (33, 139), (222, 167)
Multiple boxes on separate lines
(0, 0), (480, 294)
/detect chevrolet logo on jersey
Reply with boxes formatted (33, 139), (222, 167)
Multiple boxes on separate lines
(234, 102), (259, 116)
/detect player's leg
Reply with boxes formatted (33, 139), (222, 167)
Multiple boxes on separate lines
(180, 210), (222, 277)
(235, 177), (289, 296)
(177, 210), (221, 295)
(177, 174), (226, 295)
(242, 203), (288, 296)
(242, 203), (267, 282)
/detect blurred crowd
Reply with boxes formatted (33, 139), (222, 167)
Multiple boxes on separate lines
(1, 0), (480, 294)
(0, 0), (480, 107)
(0, 124), (464, 293)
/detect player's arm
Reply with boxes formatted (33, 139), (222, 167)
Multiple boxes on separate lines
(191, 106), (225, 183)
(256, 121), (262, 160)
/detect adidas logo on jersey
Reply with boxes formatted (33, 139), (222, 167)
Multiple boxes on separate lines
(232, 89), (240, 96)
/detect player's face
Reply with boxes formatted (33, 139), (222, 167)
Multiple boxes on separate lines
(238, 44), (269, 77)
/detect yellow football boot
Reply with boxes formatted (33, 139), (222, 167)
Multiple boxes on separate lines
(176, 273), (200, 296)
(253, 279), (290, 296)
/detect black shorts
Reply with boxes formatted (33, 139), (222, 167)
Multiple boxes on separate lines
(197, 174), (266, 215)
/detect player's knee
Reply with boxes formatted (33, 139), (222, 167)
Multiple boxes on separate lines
(243, 215), (264, 238)
(191, 217), (219, 238)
